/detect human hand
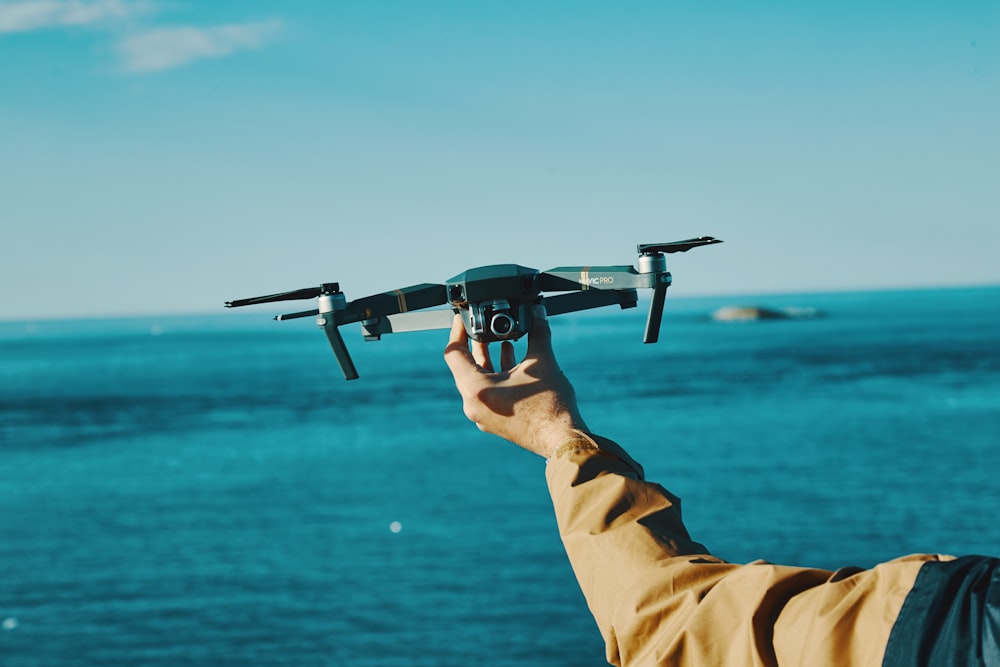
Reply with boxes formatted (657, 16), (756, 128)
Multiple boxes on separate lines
(443, 305), (589, 458)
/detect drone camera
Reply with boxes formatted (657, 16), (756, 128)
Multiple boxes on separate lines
(488, 299), (516, 338)
(491, 312), (514, 337)
(465, 298), (534, 343)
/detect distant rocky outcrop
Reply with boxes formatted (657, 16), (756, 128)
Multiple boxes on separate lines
(711, 306), (823, 322)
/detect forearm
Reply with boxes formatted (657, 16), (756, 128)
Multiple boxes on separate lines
(545, 434), (936, 667)
(546, 436), (817, 665)
(545, 434), (715, 634)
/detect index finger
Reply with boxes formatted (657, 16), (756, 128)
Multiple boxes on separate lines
(444, 313), (481, 380)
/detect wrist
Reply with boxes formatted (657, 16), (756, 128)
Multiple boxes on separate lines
(546, 430), (645, 478)
(534, 421), (589, 458)
(549, 430), (601, 460)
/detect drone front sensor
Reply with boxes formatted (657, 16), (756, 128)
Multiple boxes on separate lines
(225, 237), (722, 380)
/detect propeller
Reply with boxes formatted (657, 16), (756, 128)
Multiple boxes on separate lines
(637, 237), (723, 255)
(637, 236), (722, 343)
(225, 282), (341, 308)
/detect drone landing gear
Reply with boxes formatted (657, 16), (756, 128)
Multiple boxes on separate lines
(314, 284), (359, 380)
(643, 282), (668, 344)
(318, 316), (359, 380)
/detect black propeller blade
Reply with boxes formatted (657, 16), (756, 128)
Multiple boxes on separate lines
(225, 283), (340, 308)
(637, 237), (723, 254)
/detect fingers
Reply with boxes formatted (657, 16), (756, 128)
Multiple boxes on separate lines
(471, 339), (494, 372)
(445, 312), (522, 376)
(500, 341), (516, 372)
(443, 313), (498, 377)
(526, 304), (554, 359)
(445, 312), (469, 351)
(444, 314), (479, 380)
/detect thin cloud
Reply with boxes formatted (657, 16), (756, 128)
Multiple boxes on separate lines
(116, 20), (281, 72)
(0, 0), (148, 34)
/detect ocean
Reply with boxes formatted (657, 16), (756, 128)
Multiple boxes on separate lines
(2, 287), (999, 666)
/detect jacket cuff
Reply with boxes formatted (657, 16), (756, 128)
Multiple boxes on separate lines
(548, 430), (644, 479)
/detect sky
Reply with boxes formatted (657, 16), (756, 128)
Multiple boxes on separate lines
(1, 0), (997, 320)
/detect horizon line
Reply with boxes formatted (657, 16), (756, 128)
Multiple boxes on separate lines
(2, 281), (998, 325)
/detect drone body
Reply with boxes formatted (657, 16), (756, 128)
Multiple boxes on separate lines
(225, 237), (722, 380)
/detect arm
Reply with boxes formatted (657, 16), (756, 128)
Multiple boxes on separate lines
(444, 309), (932, 666)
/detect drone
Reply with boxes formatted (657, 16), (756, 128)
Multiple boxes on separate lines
(225, 237), (722, 380)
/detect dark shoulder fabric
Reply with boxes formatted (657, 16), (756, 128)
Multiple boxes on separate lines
(883, 555), (1000, 667)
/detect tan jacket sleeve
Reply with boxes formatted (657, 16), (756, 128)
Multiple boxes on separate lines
(545, 434), (945, 667)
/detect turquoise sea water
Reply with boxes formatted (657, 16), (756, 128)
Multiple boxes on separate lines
(2, 287), (999, 666)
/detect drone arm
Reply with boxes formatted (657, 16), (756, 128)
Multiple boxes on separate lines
(541, 289), (638, 317)
(338, 283), (448, 326)
(537, 266), (658, 292)
(358, 290), (640, 340)
(361, 309), (456, 340)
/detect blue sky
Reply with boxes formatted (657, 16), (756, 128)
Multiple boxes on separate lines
(2, 0), (997, 320)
